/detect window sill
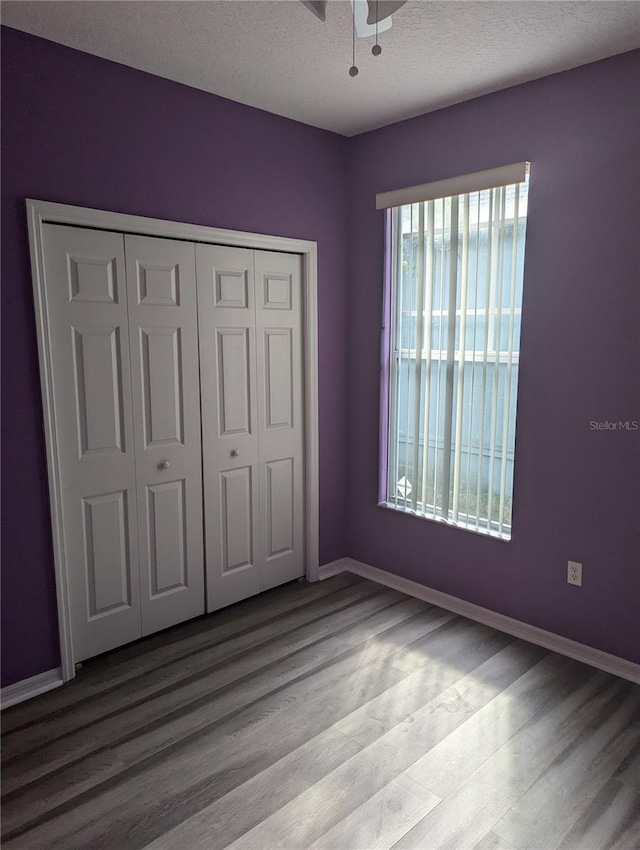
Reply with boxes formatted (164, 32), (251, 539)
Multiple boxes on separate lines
(377, 500), (512, 542)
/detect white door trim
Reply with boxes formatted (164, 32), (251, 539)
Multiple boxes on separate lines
(26, 198), (320, 683)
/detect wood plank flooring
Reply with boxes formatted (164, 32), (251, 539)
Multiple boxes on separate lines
(2, 573), (639, 849)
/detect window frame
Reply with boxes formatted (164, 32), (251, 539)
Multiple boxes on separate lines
(379, 174), (529, 541)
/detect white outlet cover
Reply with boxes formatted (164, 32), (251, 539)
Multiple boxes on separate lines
(568, 560), (583, 586)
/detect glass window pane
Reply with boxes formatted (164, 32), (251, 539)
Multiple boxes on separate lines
(387, 173), (529, 538)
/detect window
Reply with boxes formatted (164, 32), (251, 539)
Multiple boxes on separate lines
(379, 163), (530, 540)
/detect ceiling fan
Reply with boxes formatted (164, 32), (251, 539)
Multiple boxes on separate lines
(301, 1), (407, 39)
(301, 0), (407, 75)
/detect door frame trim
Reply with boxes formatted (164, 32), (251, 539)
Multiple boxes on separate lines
(26, 198), (320, 682)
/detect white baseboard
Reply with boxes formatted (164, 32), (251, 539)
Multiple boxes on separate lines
(317, 558), (354, 580)
(1, 667), (64, 710)
(319, 557), (640, 684)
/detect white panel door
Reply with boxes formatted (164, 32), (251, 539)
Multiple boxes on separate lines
(197, 245), (260, 611)
(197, 246), (304, 611)
(255, 250), (305, 591)
(42, 224), (142, 661)
(125, 235), (205, 635)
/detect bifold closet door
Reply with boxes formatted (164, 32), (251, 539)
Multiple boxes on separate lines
(42, 224), (142, 661)
(197, 244), (304, 612)
(197, 246), (260, 609)
(41, 225), (205, 663)
(124, 235), (205, 635)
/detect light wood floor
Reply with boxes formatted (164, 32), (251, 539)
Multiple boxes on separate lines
(2, 573), (639, 849)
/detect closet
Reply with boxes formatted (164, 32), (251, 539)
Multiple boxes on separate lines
(40, 222), (305, 663)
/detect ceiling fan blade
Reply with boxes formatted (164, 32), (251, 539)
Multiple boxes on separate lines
(366, 0), (407, 25)
(301, 0), (327, 21)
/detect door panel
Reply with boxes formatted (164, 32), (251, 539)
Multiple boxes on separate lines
(140, 327), (185, 447)
(68, 254), (119, 303)
(219, 466), (254, 572)
(216, 327), (252, 436)
(215, 268), (249, 309)
(255, 251), (305, 591)
(265, 458), (294, 559)
(263, 328), (294, 429)
(197, 245), (260, 611)
(145, 480), (187, 596)
(71, 326), (127, 457)
(125, 235), (204, 635)
(42, 224), (142, 661)
(262, 272), (293, 311)
(82, 491), (133, 617)
(136, 263), (180, 306)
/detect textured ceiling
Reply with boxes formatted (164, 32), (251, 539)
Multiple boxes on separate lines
(2, 0), (639, 136)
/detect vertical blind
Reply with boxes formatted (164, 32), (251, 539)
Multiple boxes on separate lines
(384, 166), (529, 539)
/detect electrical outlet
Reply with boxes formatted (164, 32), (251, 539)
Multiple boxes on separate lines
(567, 561), (582, 586)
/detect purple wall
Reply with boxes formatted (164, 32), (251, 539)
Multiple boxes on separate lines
(0, 27), (350, 686)
(348, 51), (640, 663)
(2, 27), (638, 689)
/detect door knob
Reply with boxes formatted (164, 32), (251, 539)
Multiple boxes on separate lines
(230, 449), (240, 457)
(159, 460), (171, 470)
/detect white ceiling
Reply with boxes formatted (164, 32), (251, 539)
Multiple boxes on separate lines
(2, 0), (639, 136)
